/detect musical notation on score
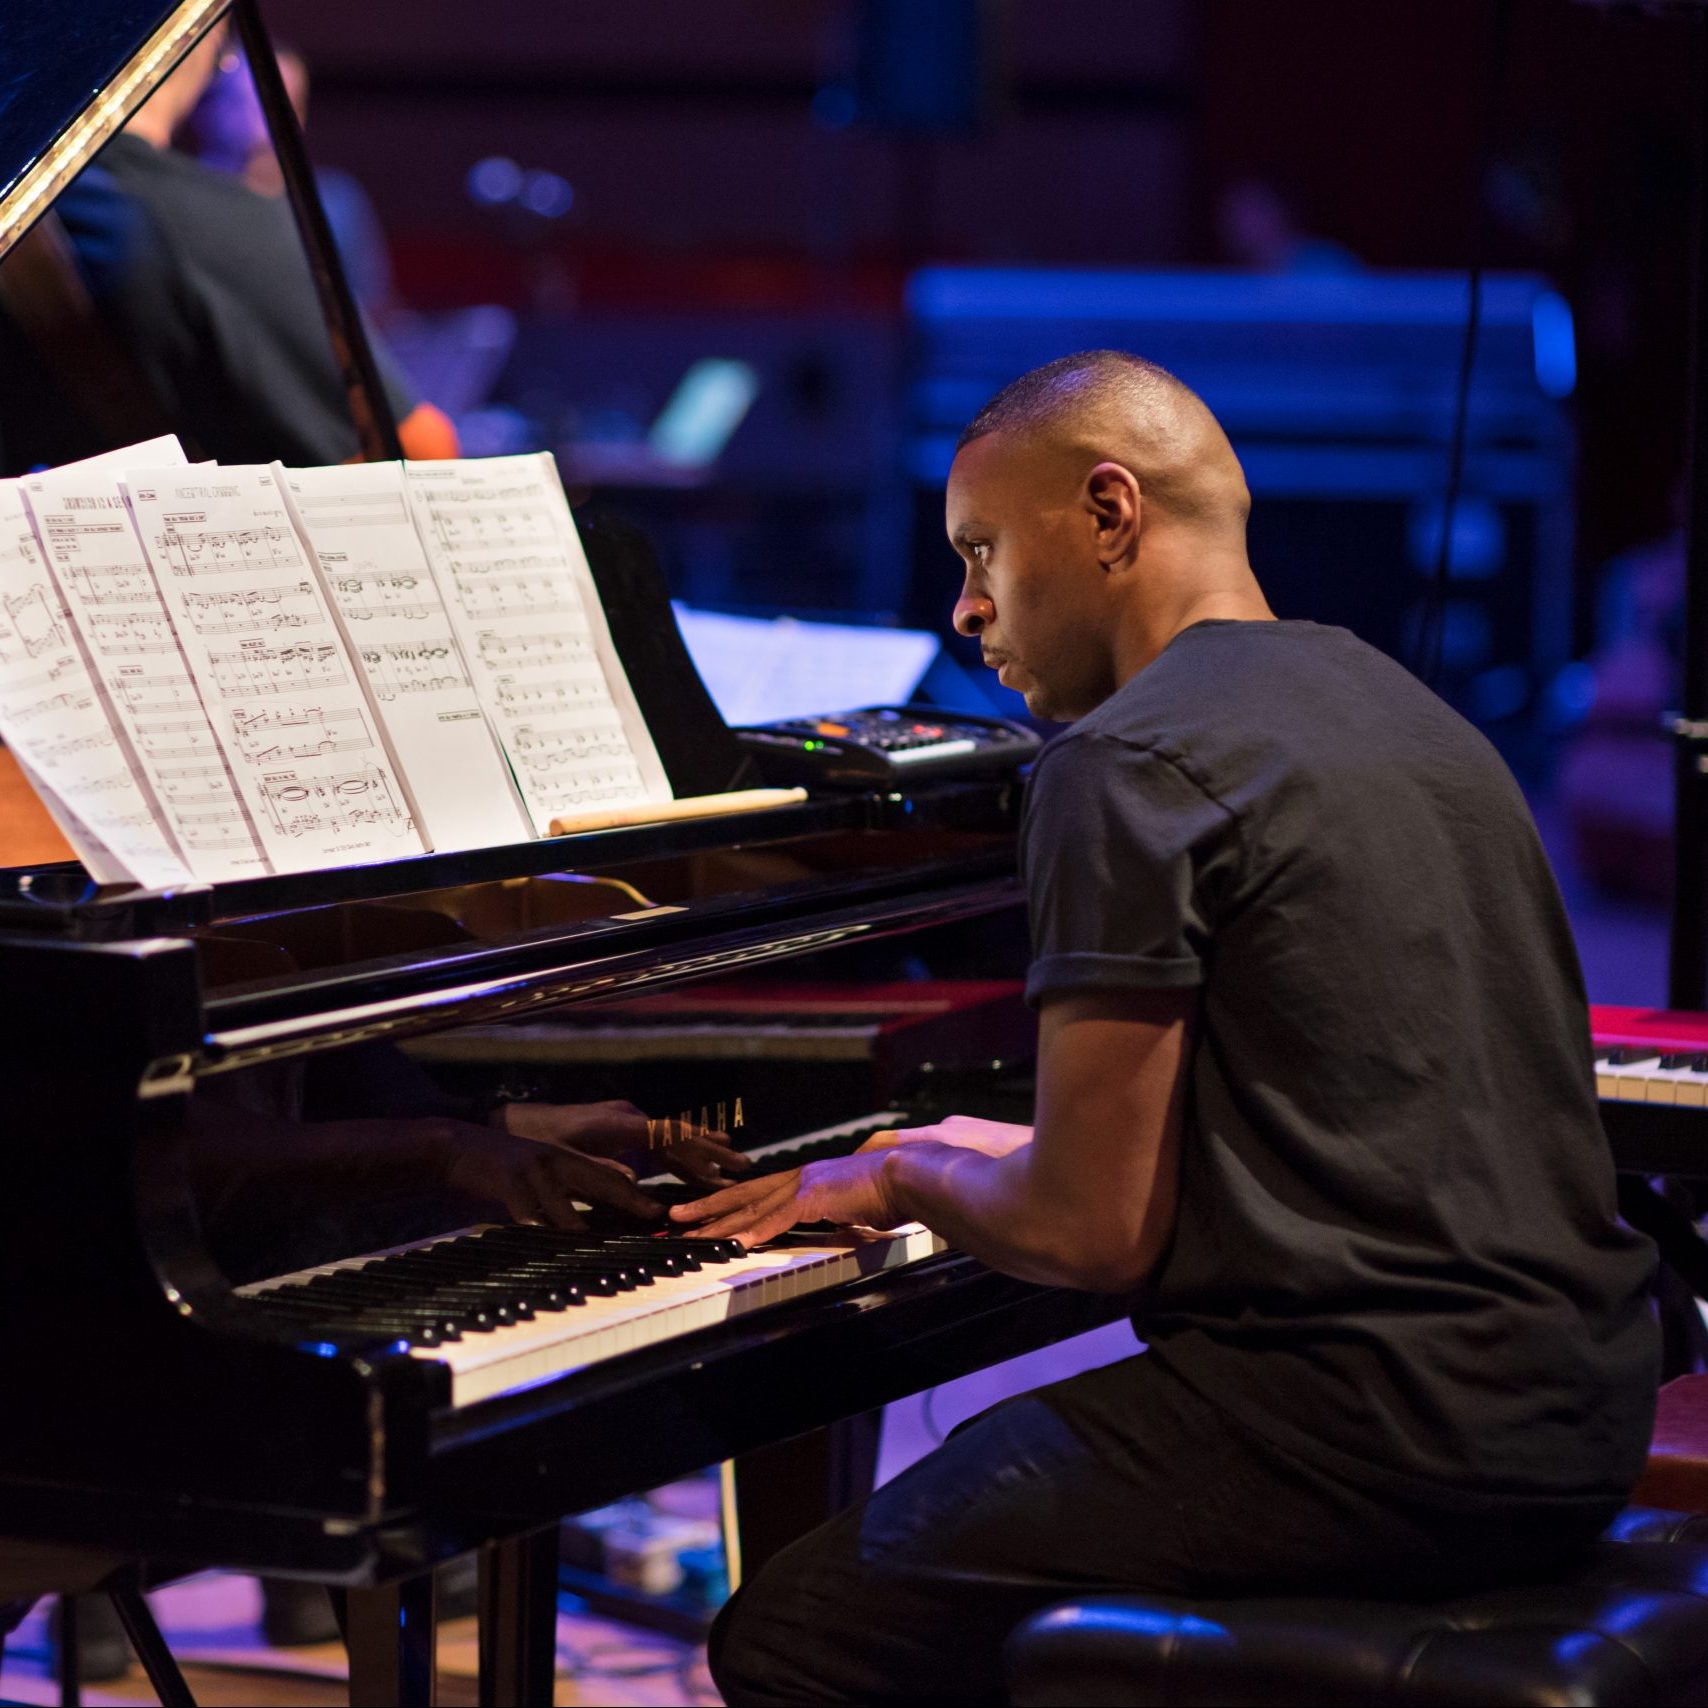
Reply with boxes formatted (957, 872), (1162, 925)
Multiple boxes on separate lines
(259, 764), (414, 841)
(182, 579), (321, 637)
(162, 523), (298, 572)
(3, 584), (68, 657)
(356, 641), (470, 703)
(232, 702), (371, 763)
(474, 630), (593, 666)
(207, 641), (348, 699)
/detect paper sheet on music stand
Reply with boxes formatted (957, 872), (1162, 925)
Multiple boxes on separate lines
(0, 477), (191, 888)
(124, 465), (425, 872)
(19, 442), (275, 882)
(671, 604), (940, 727)
(0, 440), (199, 886)
(279, 460), (530, 853)
(404, 453), (670, 836)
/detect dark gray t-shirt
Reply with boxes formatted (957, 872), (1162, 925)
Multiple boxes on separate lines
(1022, 619), (1657, 1501)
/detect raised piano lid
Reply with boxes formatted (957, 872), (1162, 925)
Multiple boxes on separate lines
(0, 0), (229, 262)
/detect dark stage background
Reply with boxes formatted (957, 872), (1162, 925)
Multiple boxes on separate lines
(117, 0), (1708, 995)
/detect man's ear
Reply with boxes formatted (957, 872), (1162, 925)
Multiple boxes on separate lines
(1085, 462), (1141, 569)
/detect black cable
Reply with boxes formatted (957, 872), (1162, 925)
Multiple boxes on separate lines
(1418, 0), (1518, 688)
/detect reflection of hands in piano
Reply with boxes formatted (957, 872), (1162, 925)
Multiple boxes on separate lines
(668, 1152), (902, 1247)
(445, 1121), (665, 1229)
(859, 1115), (1033, 1159)
(494, 1098), (753, 1188)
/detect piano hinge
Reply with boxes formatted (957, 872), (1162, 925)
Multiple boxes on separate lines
(137, 1053), (195, 1099)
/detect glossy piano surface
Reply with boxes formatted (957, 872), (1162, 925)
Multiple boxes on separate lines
(0, 774), (1130, 1584)
(0, 0), (227, 258)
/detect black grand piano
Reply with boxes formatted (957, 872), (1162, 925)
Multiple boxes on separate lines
(0, 6), (1117, 1703)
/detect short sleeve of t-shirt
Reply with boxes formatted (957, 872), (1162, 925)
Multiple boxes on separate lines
(1021, 732), (1234, 1008)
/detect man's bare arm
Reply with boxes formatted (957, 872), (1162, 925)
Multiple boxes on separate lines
(880, 989), (1191, 1289)
(671, 987), (1193, 1293)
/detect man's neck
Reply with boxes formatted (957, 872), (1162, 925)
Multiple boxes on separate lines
(1110, 543), (1274, 686)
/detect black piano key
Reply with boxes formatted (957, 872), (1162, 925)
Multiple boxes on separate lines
(484, 1259), (635, 1295)
(352, 1255), (552, 1317)
(1596, 1047), (1660, 1067)
(406, 1255), (609, 1303)
(378, 1242), (617, 1300)
(466, 1233), (656, 1288)
(476, 1227), (694, 1277)
(611, 1235), (746, 1263)
(424, 1270), (583, 1312)
(264, 1312), (451, 1348)
(597, 1238), (705, 1271)
(294, 1275), (508, 1333)
(295, 1269), (489, 1312)
(1660, 1053), (1698, 1069)
(249, 1291), (462, 1343)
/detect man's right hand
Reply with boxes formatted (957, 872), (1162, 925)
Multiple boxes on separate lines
(859, 1114), (1033, 1158)
(442, 1124), (665, 1229)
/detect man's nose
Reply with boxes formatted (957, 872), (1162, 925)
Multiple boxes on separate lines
(954, 592), (995, 638)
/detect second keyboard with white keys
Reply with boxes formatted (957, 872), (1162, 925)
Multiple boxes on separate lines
(1595, 1047), (1708, 1106)
(237, 1109), (938, 1407)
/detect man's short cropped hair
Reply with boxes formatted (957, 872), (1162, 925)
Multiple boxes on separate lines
(954, 349), (1202, 455)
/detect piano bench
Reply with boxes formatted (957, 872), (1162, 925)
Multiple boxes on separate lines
(1636, 1375), (1708, 1514)
(1004, 1509), (1708, 1707)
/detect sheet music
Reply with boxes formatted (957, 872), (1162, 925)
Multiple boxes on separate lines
(277, 461), (530, 852)
(671, 603), (941, 726)
(0, 480), (192, 887)
(124, 466), (425, 872)
(23, 471), (268, 882)
(14, 754), (125, 884)
(403, 453), (669, 836)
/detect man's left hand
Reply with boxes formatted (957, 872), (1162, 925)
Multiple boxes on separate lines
(667, 1152), (902, 1245)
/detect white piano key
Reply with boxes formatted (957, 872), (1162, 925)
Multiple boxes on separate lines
(417, 1228), (941, 1407)
(1594, 1054), (1663, 1102)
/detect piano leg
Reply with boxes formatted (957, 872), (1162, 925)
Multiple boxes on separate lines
(56, 1594), (78, 1708)
(345, 1573), (437, 1708)
(731, 1410), (882, 1582)
(107, 1583), (195, 1708)
(477, 1527), (558, 1708)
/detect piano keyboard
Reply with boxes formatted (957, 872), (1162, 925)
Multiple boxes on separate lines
(237, 1109), (938, 1407)
(1595, 1047), (1708, 1106)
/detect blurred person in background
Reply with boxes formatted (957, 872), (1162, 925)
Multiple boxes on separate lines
(188, 41), (396, 324)
(0, 23), (455, 477)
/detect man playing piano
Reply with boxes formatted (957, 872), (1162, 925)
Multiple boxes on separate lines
(673, 351), (1659, 1704)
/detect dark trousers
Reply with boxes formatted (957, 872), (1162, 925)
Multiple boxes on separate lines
(709, 1354), (1623, 1706)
